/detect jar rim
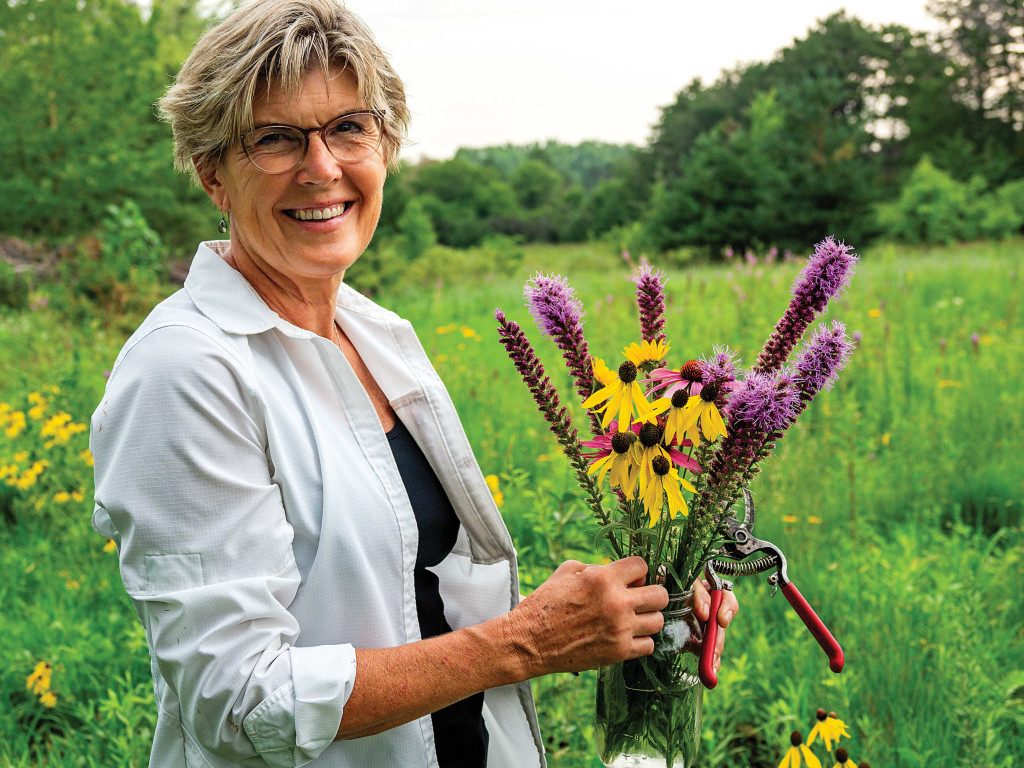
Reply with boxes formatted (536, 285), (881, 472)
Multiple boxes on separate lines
(663, 587), (696, 619)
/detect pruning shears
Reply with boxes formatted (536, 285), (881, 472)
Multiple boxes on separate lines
(698, 488), (844, 689)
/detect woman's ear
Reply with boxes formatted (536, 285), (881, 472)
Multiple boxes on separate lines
(194, 155), (230, 211)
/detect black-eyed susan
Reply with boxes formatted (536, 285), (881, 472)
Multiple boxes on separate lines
(39, 691), (57, 708)
(678, 380), (728, 445)
(808, 710), (850, 751)
(623, 339), (670, 369)
(638, 455), (695, 526)
(583, 428), (641, 498)
(778, 731), (821, 768)
(582, 357), (655, 432)
(831, 747), (856, 768)
(592, 356), (616, 388)
(26, 661), (51, 695)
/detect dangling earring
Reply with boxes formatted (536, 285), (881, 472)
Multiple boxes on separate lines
(218, 210), (229, 234)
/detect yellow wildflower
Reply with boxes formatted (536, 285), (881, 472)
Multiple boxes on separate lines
(807, 516), (823, 525)
(582, 356), (655, 432)
(39, 691), (57, 708)
(5, 410), (26, 438)
(53, 491), (71, 504)
(13, 451), (28, 463)
(71, 490), (84, 502)
(26, 662), (52, 695)
(778, 731), (821, 768)
(937, 380), (963, 388)
(783, 514), (798, 524)
(677, 382), (727, 445)
(460, 326), (476, 338)
(104, 539), (118, 553)
(830, 747), (856, 768)
(868, 309), (881, 318)
(622, 339), (669, 368)
(637, 455), (694, 526)
(592, 357), (616, 388)
(484, 474), (503, 507)
(808, 710), (850, 751)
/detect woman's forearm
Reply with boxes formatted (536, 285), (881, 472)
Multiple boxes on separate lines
(335, 613), (528, 740)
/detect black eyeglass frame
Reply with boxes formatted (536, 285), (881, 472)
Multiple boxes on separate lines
(240, 110), (386, 174)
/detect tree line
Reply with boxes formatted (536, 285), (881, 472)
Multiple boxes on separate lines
(1, 0), (1022, 267)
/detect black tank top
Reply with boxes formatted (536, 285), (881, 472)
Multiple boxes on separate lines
(384, 418), (488, 768)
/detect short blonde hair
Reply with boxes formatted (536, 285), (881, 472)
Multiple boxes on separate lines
(159, 0), (409, 182)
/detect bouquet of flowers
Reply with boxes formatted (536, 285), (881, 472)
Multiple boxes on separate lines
(494, 237), (857, 767)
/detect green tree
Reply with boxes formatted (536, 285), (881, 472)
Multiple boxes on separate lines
(927, 0), (1024, 129)
(0, 0), (209, 249)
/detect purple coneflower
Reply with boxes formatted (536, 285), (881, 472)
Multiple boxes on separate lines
(754, 236), (858, 374)
(633, 265), (667, 345)
(647, 359), (705, 399)
(523, 273), (596, 421)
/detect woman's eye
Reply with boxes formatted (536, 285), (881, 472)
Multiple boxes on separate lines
(331, 120), (364, 136)
(253, 131), (300, 150)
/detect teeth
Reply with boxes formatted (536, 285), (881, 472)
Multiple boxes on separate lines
(290, 204), (347, 221)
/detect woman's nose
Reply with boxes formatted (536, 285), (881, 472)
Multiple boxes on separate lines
(297, 130), (342, 182)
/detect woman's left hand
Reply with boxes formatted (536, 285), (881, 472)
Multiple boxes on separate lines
(691, 578), (739, 676)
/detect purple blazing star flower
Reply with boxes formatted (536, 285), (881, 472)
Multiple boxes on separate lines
(701, 345), (739, 387)
(523, 273), (595, 413)
(726, 367), (802, 433)
(754, 236), (858, 373)
(524, 273), (583, 340)
(793, 321), (854, 396)
(634, 265), (668, 344)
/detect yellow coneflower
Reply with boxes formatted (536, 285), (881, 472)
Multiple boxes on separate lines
(638, 455), (695, 526)
(660, 389), (700, 445)
(778, 731), (821, 768)
(831, 747), (856, 768)
(808, 710), (850, 751)
(585, 430), (641, 499)
(678, 380), (728, 445)
(582, 357), (655, 432)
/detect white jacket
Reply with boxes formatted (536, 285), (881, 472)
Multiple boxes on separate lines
(91, 241), (546, 768)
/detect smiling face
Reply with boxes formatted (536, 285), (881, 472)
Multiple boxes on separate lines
(199, 65), (386, 287)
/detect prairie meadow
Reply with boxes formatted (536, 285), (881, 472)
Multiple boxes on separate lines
(2, 238), (1022, 767)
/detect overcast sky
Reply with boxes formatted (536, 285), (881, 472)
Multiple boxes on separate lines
(340, 1), (938, 162)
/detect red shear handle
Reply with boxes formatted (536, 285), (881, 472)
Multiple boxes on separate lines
(781, 582), (844, 673)
(698, 589), (724, 689)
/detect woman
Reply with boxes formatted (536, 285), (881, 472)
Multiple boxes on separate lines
(90, 1), (738, 766)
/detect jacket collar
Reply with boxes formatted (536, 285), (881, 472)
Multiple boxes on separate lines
(184, 240), (396, 337)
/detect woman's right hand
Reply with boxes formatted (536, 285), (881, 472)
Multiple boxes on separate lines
(505, 557), (669, 677)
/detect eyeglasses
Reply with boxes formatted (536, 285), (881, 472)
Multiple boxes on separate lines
(240, 110), (384, 174)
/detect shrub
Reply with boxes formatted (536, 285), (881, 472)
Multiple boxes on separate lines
(0, 260), (30, 310)
(877, 157), (1024, 243)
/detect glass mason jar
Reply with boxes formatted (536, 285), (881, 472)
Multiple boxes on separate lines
(594, 589), (705, 768)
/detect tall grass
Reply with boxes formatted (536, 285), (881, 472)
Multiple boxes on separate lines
(1, 238), (1021, 767)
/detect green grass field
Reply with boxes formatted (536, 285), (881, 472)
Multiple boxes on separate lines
(2, 238), (1022, 767)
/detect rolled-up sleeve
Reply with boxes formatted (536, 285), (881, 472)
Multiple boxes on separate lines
(91, 324), (354, 767)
